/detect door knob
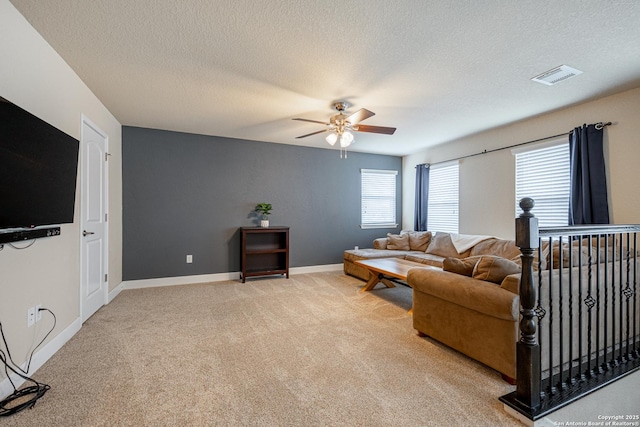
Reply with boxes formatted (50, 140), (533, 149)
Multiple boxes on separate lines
(83, 230), (95, 236)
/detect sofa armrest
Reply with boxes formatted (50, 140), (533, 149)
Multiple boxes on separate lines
(373, 238), (388, 249)
(407, 268), (519, 321)
(500, 273), (520, 295)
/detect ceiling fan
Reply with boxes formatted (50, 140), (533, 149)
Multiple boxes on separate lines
(293, 101), (396, 157)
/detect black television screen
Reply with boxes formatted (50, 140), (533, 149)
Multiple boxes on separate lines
(0, 96), (80, 230)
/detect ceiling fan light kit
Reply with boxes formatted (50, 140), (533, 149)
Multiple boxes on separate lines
(293, 101), (396, 158)
(339, 131), (354, 147)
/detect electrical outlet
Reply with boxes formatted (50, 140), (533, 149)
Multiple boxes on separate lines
(36, 304), (42, 322)
(186, 255), (193, 263)
(27, 307), (35, 327)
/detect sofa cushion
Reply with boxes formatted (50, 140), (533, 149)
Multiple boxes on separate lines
(406, 231), (432, 251)
(343, 249), (408, 263)
(442, 256), (483, 276)
(404, 253), (445, 268)
(425, 233), (471, 258)
(387, 233), (410, 250)
(472, 255), (521, 284)
(469, 238), (521, 260)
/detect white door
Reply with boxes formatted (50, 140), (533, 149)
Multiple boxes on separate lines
(80, 116), (108, 323)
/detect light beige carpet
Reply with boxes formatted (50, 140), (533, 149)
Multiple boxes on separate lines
(3, 271), (520, 426)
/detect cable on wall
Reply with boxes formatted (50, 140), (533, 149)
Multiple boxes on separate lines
(7, 240), (36, 250)
(0, 308), (55, 416)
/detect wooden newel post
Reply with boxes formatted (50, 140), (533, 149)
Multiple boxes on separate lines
(515, 197), (541, 410)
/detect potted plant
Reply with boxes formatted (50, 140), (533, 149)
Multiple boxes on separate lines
(255, 203), (272, 227)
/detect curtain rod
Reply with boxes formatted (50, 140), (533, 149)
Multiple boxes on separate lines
(418, 121), (612, 168)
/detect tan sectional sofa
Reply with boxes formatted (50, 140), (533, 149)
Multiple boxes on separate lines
(343, 231), (521, 281)
(408, 267), (521, 380)
(344, 231), (639, 382)
(344, 231), (524, 380)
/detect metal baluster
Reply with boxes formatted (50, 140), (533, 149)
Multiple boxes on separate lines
(603, 233), (610, 371)
(623, 233), (632, 360)
(548, 237), (556, 394)
(558, 235), (566, 389)
(585, 238), (595, 377)
(595, 234), (603, 374)
(612, 234), (618, 367)
(568, 237), (575, 384)
(618, 235), (624, 364)
(578, 237), (585, 381)
(633, 233), (640, 357)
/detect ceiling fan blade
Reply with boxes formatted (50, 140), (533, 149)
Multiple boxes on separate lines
(345, 108), (375, 125)
(354, 124), (396, 135)
(295, 129), (328, 139)
(292, 118), (330, 125)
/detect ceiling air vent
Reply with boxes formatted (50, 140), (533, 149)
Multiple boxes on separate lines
(531, 65), (583, 86)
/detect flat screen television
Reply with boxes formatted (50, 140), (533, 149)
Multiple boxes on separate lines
(0, 95), (80, 231)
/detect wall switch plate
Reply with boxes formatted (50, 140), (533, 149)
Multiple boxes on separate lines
(27, 307), (35, 327)
(36, 304), (42, 322)
(186, 255), (193, 263)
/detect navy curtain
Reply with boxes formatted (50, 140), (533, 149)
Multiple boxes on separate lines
(414, 164), (430, 231)
(569, 124), (609, 225)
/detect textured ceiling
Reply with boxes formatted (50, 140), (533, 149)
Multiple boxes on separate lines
(9, 0), (640, 156)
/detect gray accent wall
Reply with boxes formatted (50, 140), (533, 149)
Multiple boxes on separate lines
(122, 127), (402, 280)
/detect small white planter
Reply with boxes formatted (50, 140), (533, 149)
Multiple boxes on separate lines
(260, 219), (269, 228)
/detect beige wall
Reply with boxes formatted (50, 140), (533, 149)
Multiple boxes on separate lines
(0, 0), (122, 380)
(403, 86), (640, 238)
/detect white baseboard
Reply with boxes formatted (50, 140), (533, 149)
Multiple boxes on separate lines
(290, 264), (343, 274)
(121, 264), (344, 290)
(122, 271), (241, 290)
(108, 281), (125, 303)
(0, 316), (81, 400)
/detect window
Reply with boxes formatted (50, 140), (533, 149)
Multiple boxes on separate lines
(427, 162), (459, 233)
(361, 169), (398, 229)
(514, 140), (570, 227)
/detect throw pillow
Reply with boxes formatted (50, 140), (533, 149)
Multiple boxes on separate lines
(472, 255), (521, 284)
(443, 255), (483, 277)
(386, 233), (410, 250)
(425, 233), (471, 258)
(406, 231), (432, 251)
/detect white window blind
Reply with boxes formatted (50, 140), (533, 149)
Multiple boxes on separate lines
(361, 169), (398, 229)
(427, 162), (459, 233)
(514, 141), (570, 227)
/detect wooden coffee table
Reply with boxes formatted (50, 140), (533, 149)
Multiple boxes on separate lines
(354, 258), (439, 292)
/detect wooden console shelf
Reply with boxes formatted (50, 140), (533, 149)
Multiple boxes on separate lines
(240, 226), (289, 283)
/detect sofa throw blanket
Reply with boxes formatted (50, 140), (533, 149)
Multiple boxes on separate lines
(450, 233), (494, 254)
